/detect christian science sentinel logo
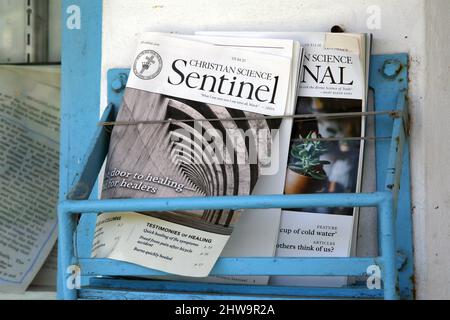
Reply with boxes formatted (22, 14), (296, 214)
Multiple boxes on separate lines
(133, 50), (163, 80)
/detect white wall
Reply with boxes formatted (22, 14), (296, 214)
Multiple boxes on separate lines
(101, 0), (449, 299)
(421, 0), (450, 300)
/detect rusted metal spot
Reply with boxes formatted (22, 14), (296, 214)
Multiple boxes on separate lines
(382, 59), (403, 79)
(68, 182), (91, 200)
(397, 251), (408, 271)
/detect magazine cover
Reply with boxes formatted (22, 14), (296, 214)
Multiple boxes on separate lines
(91, 33), (299, 277)
(271, 32), (370, 287)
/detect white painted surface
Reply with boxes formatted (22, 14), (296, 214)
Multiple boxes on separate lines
(99, 0), (448, 299)
(420, 0), (450, 300)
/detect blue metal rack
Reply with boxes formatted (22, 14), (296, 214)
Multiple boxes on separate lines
(58, 0), (413, 301)
(57, 53), (413, 300)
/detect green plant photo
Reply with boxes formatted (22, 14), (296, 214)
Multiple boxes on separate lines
(284, 131), (331, 195)
(289, 132), (330, 180)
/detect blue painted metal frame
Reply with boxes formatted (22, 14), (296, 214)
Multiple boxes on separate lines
(59, 1), (413, 300)
(58, 0), (103, 298)
(372, 56), (414, 299)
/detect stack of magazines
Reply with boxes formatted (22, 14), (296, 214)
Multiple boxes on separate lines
(92, 31), (371, 287)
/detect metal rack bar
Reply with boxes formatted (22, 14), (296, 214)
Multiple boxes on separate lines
(79, 257), (382, 277)
(62, 192), (387, 213)
(87, 278), (384, 299)
(99, 110), (401, 127)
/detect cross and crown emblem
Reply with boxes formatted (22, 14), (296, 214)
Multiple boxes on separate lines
(140, 55), (157, 74)
(134, 50), (163, 80)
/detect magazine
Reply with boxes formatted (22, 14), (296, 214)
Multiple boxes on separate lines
(273, 32), (370, 287)
(91, 33), (301, 278)
(196, 31), (371, 287)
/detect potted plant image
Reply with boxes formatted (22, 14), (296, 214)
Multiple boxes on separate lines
(285, 132), (330, 194)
